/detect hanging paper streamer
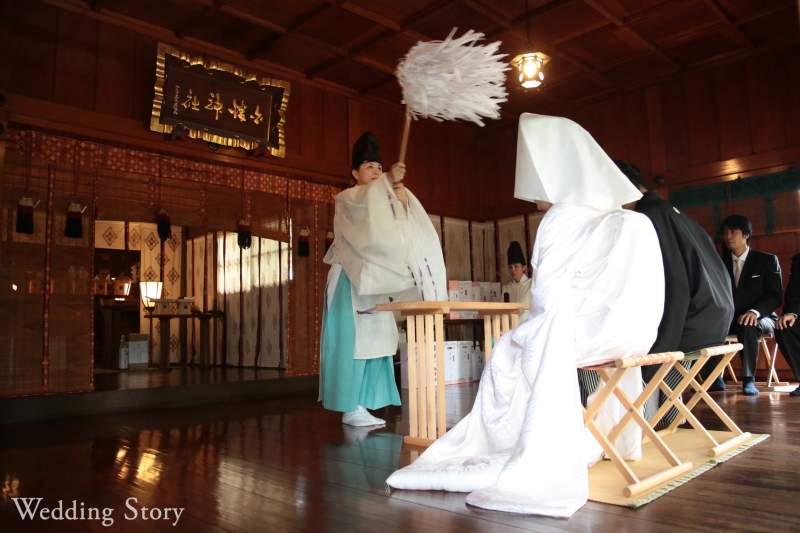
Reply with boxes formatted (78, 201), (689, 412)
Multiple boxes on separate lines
(15, 196), (35, 234)
(64, 200), (83, 239)
(298, 226), (310, 257)
(237, 218), (252, 249)
(325, 227), (334, 253)
(157, 208), (172, 241)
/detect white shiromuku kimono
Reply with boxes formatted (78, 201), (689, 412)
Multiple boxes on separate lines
(319, 173), (445, 412)
(386, 114), (665, 517)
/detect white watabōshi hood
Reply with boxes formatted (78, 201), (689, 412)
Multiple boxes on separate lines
(514, 114), (642, 212)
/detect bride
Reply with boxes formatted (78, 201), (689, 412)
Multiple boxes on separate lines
(386, 114), (665, 517)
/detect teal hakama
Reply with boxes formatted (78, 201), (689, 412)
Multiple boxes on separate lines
(320, 269), (401, 413)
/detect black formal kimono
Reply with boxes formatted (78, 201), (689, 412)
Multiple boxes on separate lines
(635, 190), (734, 354)
(774, 254), (800, 380)
(577, 190), (734, 424)
(722, 247), (783, 378)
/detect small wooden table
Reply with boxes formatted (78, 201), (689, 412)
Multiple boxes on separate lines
(376, 301), (528, 447)
(144, 311), (224, 370)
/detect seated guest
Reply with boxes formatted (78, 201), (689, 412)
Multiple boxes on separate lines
(708, 215), (783, 396)
(776, 253), (800, 396)
(386, 114), (664, 517)
(615, 161), (733, 420)
(502, 241), (532, 321)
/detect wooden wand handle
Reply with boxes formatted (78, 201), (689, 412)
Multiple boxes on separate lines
(398, 112), (412, 164)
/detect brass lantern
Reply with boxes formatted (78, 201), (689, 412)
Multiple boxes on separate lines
(510, 51), (550, 89)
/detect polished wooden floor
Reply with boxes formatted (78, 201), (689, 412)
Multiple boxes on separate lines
(1, 384), (799, 532)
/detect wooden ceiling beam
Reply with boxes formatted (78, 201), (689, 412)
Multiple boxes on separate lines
(90, 0), (109, 11)
(700, 0), (755, 47)
(473, 0), (620, 87)
(581, 0), (683, 69)
(306, 0), (458, 79)
(218, 5), (287, 34)
(175, 0), (228, 40)
(246, 1), (342, 61)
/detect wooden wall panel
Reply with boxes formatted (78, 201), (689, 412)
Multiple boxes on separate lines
(623, 89), (652, 179)
(54, 10), (98, 111)
(684, 70), (720, 166)
(322, 92), (348, 165)
(298, 83), (325, 160)
(95, 24), (137, 119)
(661, 79), (692, 172)
(714, 61), (753, 161)
(747, 52), (788, 154)
(9, 1), (58, 103)
(131, 35), (158, 124)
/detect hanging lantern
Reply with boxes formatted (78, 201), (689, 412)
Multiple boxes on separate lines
(15, 195), (35, 235)
(64, 200), (84, 239)
(237, 218), (252, 249)
(510, 51), (550, 89)
(156, 208), (172, 241)
(298, 226), (310, 257)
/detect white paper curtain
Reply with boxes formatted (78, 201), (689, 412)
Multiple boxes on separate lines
(94, 220), (125, 250)
(214, 232), (286, 368)
(443, 217), (471, 281)
(136, 222), (183, 364)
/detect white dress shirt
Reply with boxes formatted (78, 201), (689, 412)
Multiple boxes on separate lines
(732, 246), (760, 318)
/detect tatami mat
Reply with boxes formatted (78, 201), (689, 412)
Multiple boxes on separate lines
(588, 429), (768, 508)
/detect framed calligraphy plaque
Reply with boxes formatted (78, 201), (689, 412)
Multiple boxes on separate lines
(150, 43), (290, 157)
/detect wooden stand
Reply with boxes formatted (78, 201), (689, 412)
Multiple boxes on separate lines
(376, 301), (527, 447)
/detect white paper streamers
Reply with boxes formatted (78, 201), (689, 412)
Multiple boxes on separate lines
(396, 29), (509, 127)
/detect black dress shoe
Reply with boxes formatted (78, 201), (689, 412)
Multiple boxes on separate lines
(790, 386), (800, 397)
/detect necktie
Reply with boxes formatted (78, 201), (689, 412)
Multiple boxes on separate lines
(734, 258), (742, 288)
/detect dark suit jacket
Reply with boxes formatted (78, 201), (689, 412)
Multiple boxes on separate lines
(723, 248), (782, 321)
(635, 190), (733, 353)
(784, 253), (800, 316)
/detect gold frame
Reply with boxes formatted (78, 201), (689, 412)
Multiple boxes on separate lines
(150, 42), (290, 157)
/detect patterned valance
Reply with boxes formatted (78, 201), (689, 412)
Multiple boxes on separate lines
(6, 129), (340, 203)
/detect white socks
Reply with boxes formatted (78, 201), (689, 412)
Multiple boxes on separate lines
(342, 406), (385, 427)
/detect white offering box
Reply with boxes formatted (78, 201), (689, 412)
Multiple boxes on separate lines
(154, 298), (176, 316)
(177, 297), (195, 315)
(127, 333), (149, 370)
(489, 283), (502, 302)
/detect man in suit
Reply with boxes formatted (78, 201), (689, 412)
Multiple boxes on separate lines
(714, 214), (783, 396)
(776, 253), (800, 396)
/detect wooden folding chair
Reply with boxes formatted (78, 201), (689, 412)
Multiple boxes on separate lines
(723, 334), (789, 388)
(648, 343), (752, 458)
(582, 352), (693, 498)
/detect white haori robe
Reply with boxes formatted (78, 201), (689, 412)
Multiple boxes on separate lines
(502, 273), (532, 322)
(322, 172), (446, 361)
(386, 203), (664, 517)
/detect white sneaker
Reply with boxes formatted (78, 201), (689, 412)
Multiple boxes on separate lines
(342, 406), (385, 427)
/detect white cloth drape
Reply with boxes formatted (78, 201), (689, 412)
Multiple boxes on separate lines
(386, 203), (664, 517)
(323, 173), (446, 360)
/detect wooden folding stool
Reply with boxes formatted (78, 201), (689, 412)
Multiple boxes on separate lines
(723, 334), (789, 388)
(582, 352), (693, 498)
(650, 343), (752, 458)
